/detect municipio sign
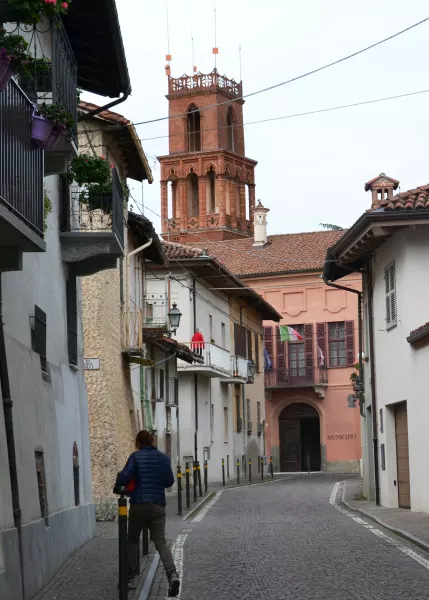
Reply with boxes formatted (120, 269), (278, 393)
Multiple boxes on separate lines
(84, 358), (100, 370)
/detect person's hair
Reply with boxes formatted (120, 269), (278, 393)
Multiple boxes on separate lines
(135, 430), (154, 449)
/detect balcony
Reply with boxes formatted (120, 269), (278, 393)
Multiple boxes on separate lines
(0, 79), (45, 269)
(177, 342), (231, 378)
(265, 367), (328, 398)
(60, 168), (124, 276)
(143, 293), (168, 334)
(221, 356), (252, 384)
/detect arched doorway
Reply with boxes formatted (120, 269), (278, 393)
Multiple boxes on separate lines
(279, 403), (321, 472)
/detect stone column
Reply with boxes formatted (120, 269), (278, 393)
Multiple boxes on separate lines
(218, 175), (226, 227)
(171, 181), (178, 217)
(230, 179), (237, 229)
(198, 176), (207, 229)
(179, 179), (188, 230)
(160, 180), (168, 232)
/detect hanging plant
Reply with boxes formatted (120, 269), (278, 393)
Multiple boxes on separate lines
(67, 154), (113, 186)
(7, 0), (70, 24)
(37, 102), (75, 139)
(44, 189), (52, 232)
(0, 28), (31, 90)
(19, 57), (51, 96)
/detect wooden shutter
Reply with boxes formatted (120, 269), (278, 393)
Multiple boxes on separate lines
(345, 321), (354, 366)
(263, 327), (273, 362)
(254, 334), (260, 371)
(385, 262), (397, 329)
(247, 329), (253, 361)
(34, 306), (47, 358)
(316, 323), (326, 368)
(66, 274), (78, 366)
(234, 324), (247, 358)
(304, 324), (314, 381)
(276, 325), (285, 376)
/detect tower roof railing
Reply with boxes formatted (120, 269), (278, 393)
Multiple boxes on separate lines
(168, 69), (242, 98)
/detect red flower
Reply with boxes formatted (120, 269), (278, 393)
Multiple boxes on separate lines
(62, 2), (68, 7)
(100, 155), (105, 159)
(110, 164), (114, 169)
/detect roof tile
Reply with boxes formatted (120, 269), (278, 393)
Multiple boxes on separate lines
(380, 186), (429, 212)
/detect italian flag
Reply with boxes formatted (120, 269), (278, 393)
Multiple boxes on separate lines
(279, 325), (304, 342)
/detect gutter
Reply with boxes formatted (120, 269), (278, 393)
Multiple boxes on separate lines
(0, 276), (25, 599)
(78, 91), (130, 123)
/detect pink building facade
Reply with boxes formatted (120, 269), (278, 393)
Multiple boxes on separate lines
(249, 271), (361, 473)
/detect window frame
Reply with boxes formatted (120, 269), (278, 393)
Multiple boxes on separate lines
(385, 261), (397, 330)
(328, 321), (347, 368)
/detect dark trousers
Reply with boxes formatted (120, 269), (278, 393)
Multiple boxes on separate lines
(127, 503), (176, 577)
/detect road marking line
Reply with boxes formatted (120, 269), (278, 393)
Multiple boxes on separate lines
(165, 533), (188, 600)
(330, 482), (429, 571)
(191, 491), (223, 523)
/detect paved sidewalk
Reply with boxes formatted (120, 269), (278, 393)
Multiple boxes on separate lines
(343, 478), (429, 551)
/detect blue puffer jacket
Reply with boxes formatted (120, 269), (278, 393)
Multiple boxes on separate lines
(118, 447), (175, 505)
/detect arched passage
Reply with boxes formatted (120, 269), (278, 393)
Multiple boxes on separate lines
(279, 403), (321, 472)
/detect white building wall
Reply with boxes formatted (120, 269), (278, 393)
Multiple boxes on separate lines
(0, 175), (95, 599)
(367, 226), (429, 511)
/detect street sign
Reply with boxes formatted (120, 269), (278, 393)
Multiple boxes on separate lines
(84, 358), (100, 370)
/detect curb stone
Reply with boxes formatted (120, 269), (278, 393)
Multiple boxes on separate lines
(341, 480), (429, 555)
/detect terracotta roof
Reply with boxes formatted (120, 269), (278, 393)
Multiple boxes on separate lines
(379, 185), (429, 211)
(187, 230), (346, 277)
(162, 240), (204, 260)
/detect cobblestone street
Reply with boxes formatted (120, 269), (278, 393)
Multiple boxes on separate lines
(149, 475), (429, 600)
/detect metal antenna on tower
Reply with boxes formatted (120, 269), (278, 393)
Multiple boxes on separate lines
(213, 5), (218, 69)
(239, 44), (242, 81)
(165, 0), (172, 76)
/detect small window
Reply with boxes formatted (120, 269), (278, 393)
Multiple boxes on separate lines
(66, 272), (78, 367)
(236, 394), (242, 432)
(257, 401), (261, 425)
(31, 306), (51, 382)
(227, 107), (235, 151)
(221, 322), (226, 348)
(246, 398), (251, 423)
(224, 408), (229, 443)
(35, 450), (49, 523)
(187, 104), (201, 152)
(380, 444), (386, 470)
(385, 262), (397, 329)
(73, 442), (80, 506)
(379, 408), (384, 434)
(209, 314), (213, 341)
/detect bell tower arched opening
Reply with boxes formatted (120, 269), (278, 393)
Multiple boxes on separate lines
(187, 104), (201, 152)
(279, 403), (321, 472)
(187, 171), (199, 217)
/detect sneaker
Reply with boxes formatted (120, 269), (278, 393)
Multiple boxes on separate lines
(168, 572), (180, 597)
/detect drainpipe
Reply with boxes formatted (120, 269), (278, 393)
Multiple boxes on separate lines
(0, 276), (25, 600)
(125, 238), (153, 323)
(78, 91), (131, 122)
(192, 278), (198, 463)
(366, 260), (380, 506)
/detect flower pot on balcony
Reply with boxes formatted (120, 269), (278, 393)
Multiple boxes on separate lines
(31, 114), (54, 147)
(45, 128), (60, 151)
(0, 56), (12, 91)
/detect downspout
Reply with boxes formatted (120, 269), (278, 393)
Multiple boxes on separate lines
(192, 278), (198, 462)
(0, 276), (25, 600)
(78, 90), (131, 122)
(366, 260), (380, 506)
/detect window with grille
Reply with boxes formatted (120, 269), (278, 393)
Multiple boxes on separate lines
(66, 273), (78, 367)
(385, 262), (397, 329)
(246, 398), (251, 423)
(35, 450), (49, 523)
(257, 401), (261, 424)
(31, 306), (51, 382)
(328, 321), (354, 367)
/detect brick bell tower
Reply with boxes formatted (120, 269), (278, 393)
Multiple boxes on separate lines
(158, 69), (258, 243)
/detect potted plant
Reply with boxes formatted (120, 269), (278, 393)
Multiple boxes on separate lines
(0, 28), (30, 91)
(67, 154), (114, 213)
(19, 57), (51, 98)
(3, 0), (70, 24)
(31, 102), (75, 149)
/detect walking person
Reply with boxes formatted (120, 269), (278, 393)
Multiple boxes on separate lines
(116, 430), (180, 597)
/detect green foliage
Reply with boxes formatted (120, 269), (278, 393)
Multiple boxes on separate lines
(67, 154), (112, 186)
(0, 28), (31, 76)
(319, 223), (343, 231)
(37, 102), (76, 140)
(7, 0), (70, 23)
(44, 189), (52, 233)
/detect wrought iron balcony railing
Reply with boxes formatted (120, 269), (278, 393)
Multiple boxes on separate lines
(0, 79), (44, 238)
(265, 366), (328, 389)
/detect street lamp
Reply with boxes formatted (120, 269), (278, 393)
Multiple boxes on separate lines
(247, 360), (257, 380)
(167, 302), (182, 335)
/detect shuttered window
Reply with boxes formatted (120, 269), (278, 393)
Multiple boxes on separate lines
(263, 326), (273, 369)
(385, 262), (397, 329)
(328, 321), (354, 367)
(234, 324), (247, 358)
(254, 334), (260, 371)
(247, 329), (253, 361)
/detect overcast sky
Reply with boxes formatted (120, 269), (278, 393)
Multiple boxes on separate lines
(84, 0), (429, 235)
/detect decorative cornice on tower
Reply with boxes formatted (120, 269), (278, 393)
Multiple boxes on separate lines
(167, 68), (243, 101)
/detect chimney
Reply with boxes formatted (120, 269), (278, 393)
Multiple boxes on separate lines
(253, 200), (270, 247)
(364, 173), (399, 210)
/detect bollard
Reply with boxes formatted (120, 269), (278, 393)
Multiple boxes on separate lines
(204, 460), (208, 493)
(197, 461), (203, 497)
(118, 492), (128, 600)
(236, 459), (240, 485)
(258, 455), (261, 474)
(243, 456), (247, 478)
(185, 462), (190, 509)
(142, 524), (149, 556)
(270, 456), (274, 479)
(261, 456), (264, 481)
(307, 453), (310, 474)
(193, 462), (197, 502)
(249, 458), (252, 483)
(222, 458), (226, 487)
(177, 465), (183, 517)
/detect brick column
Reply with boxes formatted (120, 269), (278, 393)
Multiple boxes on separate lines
(179, 179), (188, 230)
(160, 180), (168, 232)
(171, 181), (178, 217)
(248, 183), (256, 234)
(230, 179), (237, 229)
(239, 183), (246, 230)
(198, 176), (206, 229)
(218, 175), (226, 227)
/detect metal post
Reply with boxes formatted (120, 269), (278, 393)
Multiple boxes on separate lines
(258, 455), (260, 474)
(249, 458), (252, 483)
(222, 458), (225, 487)
(243, 455), (246, 478)
(177, 465), (182, 516)
(270, 456), (274, 479)
(204, 460), (208, 493)
(236, 459), (240, 485)
(197, 461), (203, 497)
(118, 493), (128, 600)
(307, 453), (310, 474)
(185, 462), (190, 509)
(142, 524), (149, 556)
(193, 461), (197, 502)
(261, 456), (264, 481)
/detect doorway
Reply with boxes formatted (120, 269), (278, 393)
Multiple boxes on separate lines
(279, 403), (321, 472)
(394, 402), (410, 509)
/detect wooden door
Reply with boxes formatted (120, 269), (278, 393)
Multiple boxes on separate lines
(394, 403), (410, 509)
(280, 419), (301, 472)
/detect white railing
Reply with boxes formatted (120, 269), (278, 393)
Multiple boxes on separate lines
(178, 342), (231, 374)
(231, 356), (249, 380)
(122, 308), (143, 350)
